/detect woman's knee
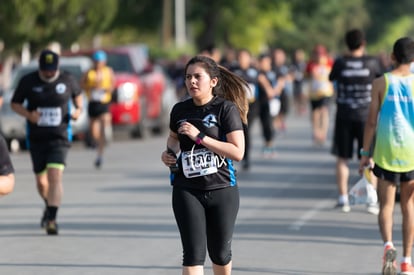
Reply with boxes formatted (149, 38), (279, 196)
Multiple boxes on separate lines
(209, 250), (232, 266)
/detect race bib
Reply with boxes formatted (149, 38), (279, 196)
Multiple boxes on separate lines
(91, 89), (106, 102)
(37, 107), (62, 127)
(245, 83), (256, 102)
(181, 148), (218, 178)
(310, 80), (333, 97)
(269, 97), (281, 117)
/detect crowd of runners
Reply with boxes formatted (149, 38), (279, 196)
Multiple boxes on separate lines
(2, 29), (414, 275)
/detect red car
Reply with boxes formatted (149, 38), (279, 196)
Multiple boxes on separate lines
(110, 72), (143, 135)
(110, 44), (177, 135)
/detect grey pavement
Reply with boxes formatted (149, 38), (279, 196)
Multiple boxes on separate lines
(0, 109), (403, 275)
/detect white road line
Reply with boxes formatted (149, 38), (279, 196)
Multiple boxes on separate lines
(288, 199), (333, 231)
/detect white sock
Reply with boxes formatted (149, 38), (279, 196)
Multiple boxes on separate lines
(401, 257), (412, 264)
(384, 242), (394, 248)
(339, 195), (349, 204)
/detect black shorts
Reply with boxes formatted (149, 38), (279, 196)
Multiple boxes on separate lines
(29, 141), (69, 174)
(331, 117), (365, 159)
(373, 164), (414, 184)
(310, 97), (331, 110)
(88, 102), (110, 118)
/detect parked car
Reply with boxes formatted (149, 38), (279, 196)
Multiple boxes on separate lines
(0, 56), (92, 151)
(63, 44), (177, 138)
(113, 44), (177, 135)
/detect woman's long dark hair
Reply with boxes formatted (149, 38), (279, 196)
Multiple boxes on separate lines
(185, 55), (249, 124)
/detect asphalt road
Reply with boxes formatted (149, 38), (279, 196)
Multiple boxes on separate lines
(0, 110), (403, 275)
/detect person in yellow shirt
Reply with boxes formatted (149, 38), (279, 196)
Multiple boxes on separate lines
(306, 45), (334, 146)
(81, 50), (115, 168)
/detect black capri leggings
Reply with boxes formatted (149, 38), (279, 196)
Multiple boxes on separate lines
(172, 186), (240, 266)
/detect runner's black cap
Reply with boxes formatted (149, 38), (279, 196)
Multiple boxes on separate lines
(39, 49), (59, 71)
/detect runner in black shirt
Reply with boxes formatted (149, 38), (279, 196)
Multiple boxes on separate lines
(11, 49), (83, 235)
(161, 55), (248, 275)
(231, 49), (259, 170)
(257, 53), (285, 158)
(329, 29), (382, 213)
(0, 134), (15, 196)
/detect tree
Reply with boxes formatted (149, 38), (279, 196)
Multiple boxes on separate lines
(107, 0), (165, 47)
(280, 0), (369, 55)
(187, 0), (294, 54)
(365, 0), (414, 53)
(0, 0), (118, 55)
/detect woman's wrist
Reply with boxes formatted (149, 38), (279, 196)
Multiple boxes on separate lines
(359, 148), (370, 157)
(195, 132), (206, 145)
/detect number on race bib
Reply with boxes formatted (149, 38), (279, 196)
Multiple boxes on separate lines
(37, 107), (62, 127)
(245, 83), (256, 102)
(91, 89), (106, 102)
(181, 148), (218, 178)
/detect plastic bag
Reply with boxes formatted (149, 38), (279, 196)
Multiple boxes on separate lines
(348, 168), (378, 205)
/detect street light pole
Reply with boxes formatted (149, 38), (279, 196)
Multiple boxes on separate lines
(175, 0), (186, 48)
(162, 0), (173, 48)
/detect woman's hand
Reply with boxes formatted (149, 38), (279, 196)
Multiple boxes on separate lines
(162, 131), (180, 167)
(71, 107), (82, 120)
(28, 110), (40, 124)
(178, 121), (199, 141)
(161, 150), (177, 167)
(358, 156), (372, 175)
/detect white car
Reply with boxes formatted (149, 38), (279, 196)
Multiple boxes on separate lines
(0, 56), (92, 151)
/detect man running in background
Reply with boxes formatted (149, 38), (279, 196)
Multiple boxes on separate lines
(329, 29), (382, 213)
(11, 49), (83, 235)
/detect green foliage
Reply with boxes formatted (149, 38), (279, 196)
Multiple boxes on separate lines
(111, 0), (162, 31)
(368, 16), (414, 54)
(2, 0), (414, 60)
(283, 0), (369, 55)
(222, 0), (294, 54)
(0, 0), (117, 54)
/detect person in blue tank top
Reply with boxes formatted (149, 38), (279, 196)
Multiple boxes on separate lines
(360, 37), (414, 275)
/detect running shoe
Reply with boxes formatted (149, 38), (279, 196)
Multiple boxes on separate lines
(382, 245), (397, 275)
(367, 203), (380, 215)
(262, 147), (277, 159)
(46, 221), (59, 235)
(94, 157), (102, 169)
(401, 262), (414, 275)
(335, 202), (351, 213)
(40, 208), (48, 228)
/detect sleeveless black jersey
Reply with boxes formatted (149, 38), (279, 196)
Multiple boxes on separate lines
(169, 96), (243, 190)
(329, 55), (382, 121)
(11, 71), (81, 144)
